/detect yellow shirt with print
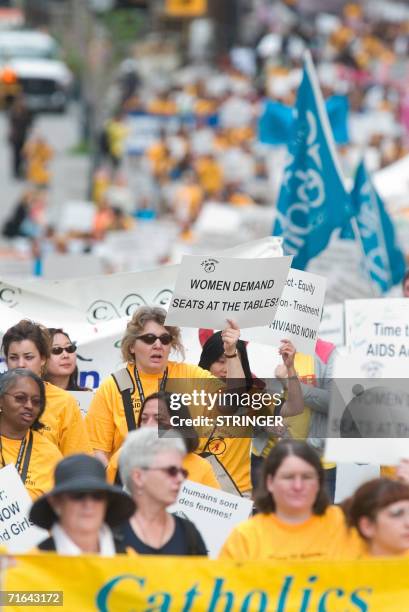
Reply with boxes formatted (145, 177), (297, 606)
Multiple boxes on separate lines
(86, 362), (216, 457)
(219, 506), (364, 562)
(41, 383), (92, 457)
(0, 432), (63, 500)
(106, 448), (221, 490)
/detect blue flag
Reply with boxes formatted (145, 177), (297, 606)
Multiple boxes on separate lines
(273, 53), (351, 269)
(351, 160), (405, 293)
(259, 95), (349, 146)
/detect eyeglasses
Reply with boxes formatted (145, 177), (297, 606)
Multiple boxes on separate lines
(50, 344), (77, 355)
(145, 466), (188, 478)
(66, 491), (107, 502)
(3, 392), (42, 409)
(135, 333), (173, 346)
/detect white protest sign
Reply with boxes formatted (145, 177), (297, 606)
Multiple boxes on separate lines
(242, 269), (326, 354)
(345, 298), (409, 377)
(324, 351), (409, 465)
(319, 302), (344, 348)
(168, 480), (252, 558)
(166, 255), (292, 328)
(68, 391), (95, 417)
(0, 465), (47, 552)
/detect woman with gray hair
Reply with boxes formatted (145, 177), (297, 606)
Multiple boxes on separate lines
(86, 305), (243, 466)
(117, 428), (207, 555)
(0, 368), (62, 499)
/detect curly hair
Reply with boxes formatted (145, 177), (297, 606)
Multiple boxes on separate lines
(120, 306), (184, 363)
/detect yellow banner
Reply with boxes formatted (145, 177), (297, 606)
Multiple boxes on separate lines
(4, 554), (409, 611)
(165, 0), (207, 17)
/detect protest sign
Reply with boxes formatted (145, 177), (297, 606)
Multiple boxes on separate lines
(345, 298), (409, 377)
(0, 465), (47, 553)
(5, 554), (409, 611)
(324, 351), (409, 464)
(242, 269), (326, 354)
(68, 391), (95, 417)
(319, 302), (344, 347)
(168, 480), (252, 558)
(166, 255), (291, 328)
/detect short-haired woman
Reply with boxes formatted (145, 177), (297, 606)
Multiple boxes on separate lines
(219, 440), (363, 561)
(118, 428), (207, 555)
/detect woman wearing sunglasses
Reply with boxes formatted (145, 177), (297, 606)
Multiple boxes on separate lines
(29, 454), (135, 554)
(2, 320), (92, 457)
(106, 391), (221, 490)
(45, 328), (85, 391)
(117, 427), (207, 555)
(0, 369), (62, 499)
(86, 306), (243, 466)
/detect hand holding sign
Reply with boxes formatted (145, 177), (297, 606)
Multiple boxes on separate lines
(278, 339), (297, 373)
(222, 319), (240, 356)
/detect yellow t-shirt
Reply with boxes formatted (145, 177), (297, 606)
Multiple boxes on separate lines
(106, 448), (221, 490)
(219, 506), (364, 562)
(0, 432), (63, 500)
(40, 383), (92, 457)
(86, 362), (216, 456)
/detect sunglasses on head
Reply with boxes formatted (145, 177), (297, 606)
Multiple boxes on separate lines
(66, 491), (107, 501)
(146, 466), (188, 478)
(51, 344), (77, 355)
(135, 333), (173, 346)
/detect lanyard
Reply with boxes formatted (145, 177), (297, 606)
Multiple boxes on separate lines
(134, 367), (168, 406)
(0, 430), (33, 485)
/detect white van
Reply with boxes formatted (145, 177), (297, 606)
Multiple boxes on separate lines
(0, 30), (73, 112)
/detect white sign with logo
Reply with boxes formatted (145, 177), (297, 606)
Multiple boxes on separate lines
(345, 298), (409, 377)
(0, 465), (47, 553)
(242, 269), (326, 354)
(319, 302), (344, 348)
(169, 480), (252, 558)
(166, 255), (292, 328)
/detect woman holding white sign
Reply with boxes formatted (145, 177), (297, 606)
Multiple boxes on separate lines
(219, 440), (363, 561)
(86, 306), (244, 466)
(2, 320), (92, 457)
(0, 369), (62, 499)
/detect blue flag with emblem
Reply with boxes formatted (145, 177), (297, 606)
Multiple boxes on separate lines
(273, 52), (351, 270)
(351, 159), (405, 293)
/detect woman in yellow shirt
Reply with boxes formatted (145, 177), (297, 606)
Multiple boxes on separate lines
(219, 439), (362, 561)
(2, 320), (92, 457)
(106, 391), (221, 490)
(86, 306), (244, 465)
(346, 478), (409, 557)
(0, 369), (62, 500)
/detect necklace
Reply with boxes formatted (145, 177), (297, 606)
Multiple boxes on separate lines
(133, 512), (169, 549)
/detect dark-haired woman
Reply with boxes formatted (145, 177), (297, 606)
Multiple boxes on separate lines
(0, 369), (62, 499)
(346, 478), (409, 557)
(2, 319), (92, 456)
(106, 392), (221, 490)
(45, 328), (85, 391)
(219, 440), (363, 561)
(198, 333), (304, 496)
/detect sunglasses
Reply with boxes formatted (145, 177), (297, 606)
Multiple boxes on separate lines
(4, 392), (42, 409)
(66, 491), (107, 501)
(146, 466), (188, 478)
(135, 333), (173, 346)
(51, 344), (77, 355)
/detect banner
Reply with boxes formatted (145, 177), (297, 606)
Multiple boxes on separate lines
(4, 554), (409, 611)
(0, 465), (46, 553)
(165, 255), (292, 328)
(351, 160), (405, 293)
(273, 51), (351, 270)
(242, 269), (326, 354)
(169, 480), (252, 558)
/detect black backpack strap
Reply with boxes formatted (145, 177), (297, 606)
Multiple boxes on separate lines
(174, 515), (207, 556)
(112, 368), (137, 432)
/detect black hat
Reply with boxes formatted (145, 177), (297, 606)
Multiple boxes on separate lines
(29, 454), (135, 529)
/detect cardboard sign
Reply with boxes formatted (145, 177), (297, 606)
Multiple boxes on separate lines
(168, 480), (252, 558)
(345, 298), (409, 377)
(166, 255), (292, 328)
(0, 465), (47, 553)
(242, 269), (326, 354)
